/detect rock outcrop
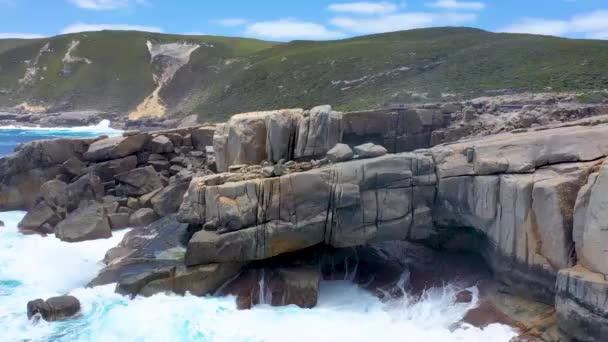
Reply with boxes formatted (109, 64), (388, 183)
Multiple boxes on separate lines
(27, 296), (81, 322)
(5, 101), (608, 341)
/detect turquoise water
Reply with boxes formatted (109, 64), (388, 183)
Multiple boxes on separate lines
(0, 124), (518, 341)
(0, 120), (121, 156)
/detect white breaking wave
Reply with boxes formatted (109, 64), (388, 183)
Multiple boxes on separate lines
(0, 212), (518, 342)
(0, 119), (122, 135)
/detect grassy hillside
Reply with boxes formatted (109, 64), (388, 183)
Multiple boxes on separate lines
(1, 27), (608, 122)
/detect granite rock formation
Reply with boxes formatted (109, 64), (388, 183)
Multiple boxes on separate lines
(3, 100), (608, 341)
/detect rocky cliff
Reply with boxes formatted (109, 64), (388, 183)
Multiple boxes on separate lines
(3, 99), (608, 341)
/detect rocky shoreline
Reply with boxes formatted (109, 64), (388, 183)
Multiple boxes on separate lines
(2, 96), (608, 341)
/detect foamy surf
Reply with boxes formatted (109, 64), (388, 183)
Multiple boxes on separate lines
(0, 119), (122, 135)
(0, 211), (518, 342)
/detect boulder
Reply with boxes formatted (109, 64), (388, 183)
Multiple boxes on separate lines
(265, 110), (302, 163)
(40, 179), (68, 214)
(266, 267), (320, 308)
(150, 182), (189, 216)
(129, 208), (158, 227)
(326, 143), (353, 163)
(108, 212), (131, 230)
(84, 133), (149, 162)
(139, 263), (243, 297)
(115, 266), (175, 298)
(66, 173), (104, 212)
(147, 135), (174, 154)
(0, 138), (90, 210)
(185, 221), (323, 265)
(115, 166), (163, 197)
(61, 157), (86, 178)
(294, 105), (343, 159)
(88, 156), (137, 182)
(55, 201), (112, 242)
(191, 126), (216, 151)
(213, 113), (269, 172)
(27, 296), (80, 322)
(353, 143), (387, 158)
(18, 201), (60, 234)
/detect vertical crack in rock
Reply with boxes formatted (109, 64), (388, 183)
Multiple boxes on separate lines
(129, 41), (201, 119)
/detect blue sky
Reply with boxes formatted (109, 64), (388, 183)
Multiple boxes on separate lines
(1, 0), (608, 40)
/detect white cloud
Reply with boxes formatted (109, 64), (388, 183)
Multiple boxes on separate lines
(245, 19), (344, 40)
(61, 23), (163, 34)
(0, 32), (45, 39)
(327, 1), (399, 15)
(214, 18), (248, 27)
(67, 0), (147, 10)
(499, 10), (608, 39)
(587, 30), (608, 40)
(427, 0), (485, 10)
(500, 18), (569, 36)
(330, 12), (477, 34)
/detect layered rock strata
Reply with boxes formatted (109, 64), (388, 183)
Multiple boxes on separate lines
(3, 104), (608, 341)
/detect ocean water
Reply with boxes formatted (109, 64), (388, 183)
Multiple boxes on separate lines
(0, 124), (519, 342)
(0, 120), (122, 156)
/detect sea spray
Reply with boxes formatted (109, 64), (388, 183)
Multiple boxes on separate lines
(0, 211), (518, 342)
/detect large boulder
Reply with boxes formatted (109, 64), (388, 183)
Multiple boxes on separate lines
(294, 105), (343, 159)
(27, 296), (80, 322)
(84, 133), (149, 162)
(213, 113), (269, 172)
(191, 126), (216, 151)
(114, 166), (162, 196)
(214, 110), (305, 172)
(66, 173), (104, 211)
(88, 156), (138, 182)
(88, 215), (235, 299)
(55, 201), (112, 242)
(147, 135), (174, 154)
(150, 181), (189, 216)
(18, 201), (61, 234)
(185, 221), (323, 265)
(0, 138), (91, 210)
(265, 267), (320, 308)
(40, 179), (68, 214)
(138, 263), (243, 297)
(129, 208), (158, 227)
(61, 157), (86, 178)
(265, 110), (302, 163)
(353, 143), (387, 158)
(326, 143), (353, 163)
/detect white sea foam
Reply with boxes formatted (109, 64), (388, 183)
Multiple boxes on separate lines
(0, 211), (518, 342)
(0, 119), (122, 135)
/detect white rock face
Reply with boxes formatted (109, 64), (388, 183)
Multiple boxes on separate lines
(61, 40), (92, 75)
(129, 41), (201, 119)
(19, 42), (50, 85)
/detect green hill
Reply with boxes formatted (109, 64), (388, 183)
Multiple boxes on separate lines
(1, 27), (608, 122)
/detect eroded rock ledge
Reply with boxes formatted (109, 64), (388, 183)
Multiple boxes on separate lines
(3, 103), (608, 341)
